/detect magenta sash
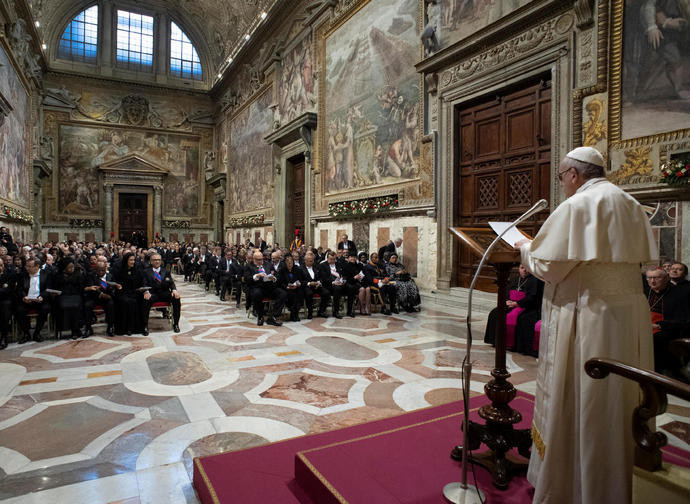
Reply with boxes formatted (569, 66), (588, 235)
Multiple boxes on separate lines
(505, 290), (526, 349)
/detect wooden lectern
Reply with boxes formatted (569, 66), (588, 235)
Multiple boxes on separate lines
(449, 227), (532, 490)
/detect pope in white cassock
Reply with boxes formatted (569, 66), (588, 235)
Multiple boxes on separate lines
(517, 147), (657, 504)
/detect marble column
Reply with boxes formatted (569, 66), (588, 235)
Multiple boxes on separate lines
(153, 186), (162, 238)
(104, 183), (114, 239)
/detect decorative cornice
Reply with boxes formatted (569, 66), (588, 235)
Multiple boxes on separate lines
(227, 214), (265, 228)
(265, 112), (317, 147)
(439, 17), (564, 90)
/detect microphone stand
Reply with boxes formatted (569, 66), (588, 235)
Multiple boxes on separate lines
(443, 199), (547, 504)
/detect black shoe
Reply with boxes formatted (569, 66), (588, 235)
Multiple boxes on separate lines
(347, 312), (355, 318)
(106, 326), (114, 337)
(220, 296), (225, 301)
(85, 326), (94, 337)
(257, 317), (264, 326)
(142, 327), (149, 336)
(173, 324), (180, 333)
(80, 330), (89, 339)
(307, 311), (313, 319)
(236, 301), (241, 308)
(334, 313), (343, 319)
(33, 333), (44, 343)
(391, 306), (399, 314)
(19, 333), (30, 344)
(0, 336), (7, 350)
(126, 330), (132, 336)
(292, 313), (300, 322)
(381, 308), (391, 315)
(266, 317), (282, 327)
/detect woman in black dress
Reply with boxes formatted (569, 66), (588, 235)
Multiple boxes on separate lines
(343, 251), (369, 316)
(53, 256), (85, 339)
(114, 252), (143, 335)
(279, 254), (305, 322)
(385, 253), (421, 312)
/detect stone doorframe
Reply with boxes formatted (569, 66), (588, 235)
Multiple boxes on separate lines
(418, 11), (576, 291)
(98, 154), (168, 240)
(265, 112), (317, 247)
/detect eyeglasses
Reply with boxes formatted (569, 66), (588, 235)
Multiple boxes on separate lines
(558, 166), (574, 181)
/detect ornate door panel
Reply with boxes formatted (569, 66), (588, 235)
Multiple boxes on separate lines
(290, 161), (305, 236)
(453, 79), (551, 291)
(118, 193), (148, 242)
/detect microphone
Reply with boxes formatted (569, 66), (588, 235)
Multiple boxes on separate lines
(444, 198), (548, 504)
(509, 198), (548, 231)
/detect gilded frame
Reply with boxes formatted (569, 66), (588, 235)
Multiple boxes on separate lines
(316, 0), (425, 206)
(608, 0), (690, 150)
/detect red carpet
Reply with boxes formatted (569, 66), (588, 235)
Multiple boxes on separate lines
(193, 392), (689, 503)
(193, 393), (534, 504)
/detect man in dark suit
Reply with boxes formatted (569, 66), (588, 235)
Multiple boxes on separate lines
(83, 261), (120, 336)
(318, 251), (346, 319)
(301, 251), (331, 318)
(0, 257), (15, 349)
(142, 253), (181, 334)
(218, 249), (241, 304)
(378, 238), (402, 264)
(206, 246), (222, 293)
(16, 257), (52, 343)
(337, 234), (357, 256)
(244, 250), (285, 326)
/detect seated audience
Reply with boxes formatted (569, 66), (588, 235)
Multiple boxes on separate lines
(52, 257), (85, 340)
(301, 251), (330, 318)
(385, 253), (420, 312)
(245, 250), (285, 327)
(16, 257), (52, 343)
(364, 252), (393, 315)
(318, 251), (346, 318)
(114, 252), (143, 336)
(0, 258), (14, 348)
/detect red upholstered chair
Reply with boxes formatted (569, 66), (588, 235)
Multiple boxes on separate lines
(150, 301), (173, 329)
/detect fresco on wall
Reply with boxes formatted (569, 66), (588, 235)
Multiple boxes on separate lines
(0, 45), (31, 208)
(324, 0), (420, 195)
(58, 124), (200, 216)
(432, 0), (532, 50)
(228, 89), (272, 213)
(279, 34), (317, 122)
(621, 1), (690, 140)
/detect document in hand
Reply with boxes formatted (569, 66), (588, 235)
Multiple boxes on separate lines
(46, 289), (62, 295)
(488, 222), (530, 249)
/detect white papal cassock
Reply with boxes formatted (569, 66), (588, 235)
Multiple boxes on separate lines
(520, 177), (657, 504)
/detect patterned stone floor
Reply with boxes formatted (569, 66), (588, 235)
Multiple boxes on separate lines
(0, 276), (686, 503)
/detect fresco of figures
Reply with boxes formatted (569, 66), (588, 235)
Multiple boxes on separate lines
(430, 0), (532, 51)
(58, 124), (200, 216)
(228, 89), (273, 213)
(621, 1), (690, 139)
(324, 0), (420, 194)
(279, 34), (317, 122)
(0, 45), (31, 208)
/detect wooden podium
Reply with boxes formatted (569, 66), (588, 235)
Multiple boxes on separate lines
(449, 227), (532, 490)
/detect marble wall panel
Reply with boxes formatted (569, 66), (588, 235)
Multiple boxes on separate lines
(320, 229), (329, 250)
(402, 226), (418, 277)
(313, 222), (352, 251)
(377, 227), (390, 252)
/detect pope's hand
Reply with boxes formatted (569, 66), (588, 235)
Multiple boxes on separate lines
(514, 239), (531, 248)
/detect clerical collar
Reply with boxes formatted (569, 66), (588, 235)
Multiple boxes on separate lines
(576, 177), (606, 194)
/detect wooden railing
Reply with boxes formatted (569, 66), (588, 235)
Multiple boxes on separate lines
(585, 340), (690, 472)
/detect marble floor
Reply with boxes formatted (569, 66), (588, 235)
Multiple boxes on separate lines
(0, 276), (687, 503)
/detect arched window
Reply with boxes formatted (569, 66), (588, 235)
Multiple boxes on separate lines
(116, 9), (154, 71)
(170, 21), (202, 80)
(57, 5), (99, 63)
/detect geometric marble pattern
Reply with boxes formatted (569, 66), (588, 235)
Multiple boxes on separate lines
(0, 275), (686, 502)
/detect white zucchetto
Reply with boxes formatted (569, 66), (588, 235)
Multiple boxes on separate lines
(565, 146), (605, 168)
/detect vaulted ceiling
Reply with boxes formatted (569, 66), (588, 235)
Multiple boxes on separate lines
(27, 0), (277, 74)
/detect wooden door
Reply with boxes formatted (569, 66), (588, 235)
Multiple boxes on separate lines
(290, 161), (305, 236)
(453, 78), (551, 291)
(118, 193), (148, 242)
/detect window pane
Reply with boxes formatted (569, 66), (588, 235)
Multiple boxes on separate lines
(115, 9), (154, 72)
(57, 5), (98, 63)
(169, 21), (202, 80)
